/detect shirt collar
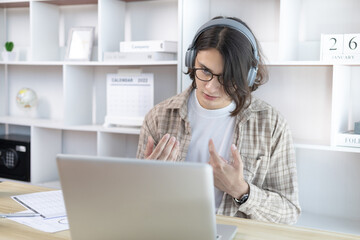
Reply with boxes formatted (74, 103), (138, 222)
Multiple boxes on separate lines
(164, 86), (193, 119)
(164, 85), (270, 121)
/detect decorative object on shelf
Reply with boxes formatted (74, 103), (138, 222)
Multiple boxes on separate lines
(336, 130), (360, 148)
(320, 33), (360, 62)
(354, 121), (360, 134)
(65, 27), (94, 61)
(1, 41), (17, 61)
(104, 69), (154, 127)
(16, 88), (38, 110)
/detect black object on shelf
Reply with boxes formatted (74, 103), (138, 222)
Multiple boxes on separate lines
(0, 134), (31, 182)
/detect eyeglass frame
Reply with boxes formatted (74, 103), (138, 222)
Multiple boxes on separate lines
(193, 68), (224, 83)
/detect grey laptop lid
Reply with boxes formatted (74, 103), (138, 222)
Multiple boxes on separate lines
(57, 154), (237, 240)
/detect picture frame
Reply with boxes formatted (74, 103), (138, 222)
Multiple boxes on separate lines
(65, 27), (94, 61)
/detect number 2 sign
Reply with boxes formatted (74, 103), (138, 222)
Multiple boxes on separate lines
(321, 34), (360, 61)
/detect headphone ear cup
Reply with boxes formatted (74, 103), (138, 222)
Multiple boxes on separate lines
(185, 49), (190, 68)
(247, 67), (258, 87)
(185, 48), (196, 68)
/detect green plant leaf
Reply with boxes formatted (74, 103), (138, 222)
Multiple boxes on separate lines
(5, 42), (14, 52)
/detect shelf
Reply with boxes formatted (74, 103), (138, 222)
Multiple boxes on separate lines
(0, 0), (151, 8)
(0, 61), (64, 66)
(4, 60), (360, 67)
(0, 1), (29, 8)
(65, 60), (178, 66)
(60, 124), (141, 135)
(0, 116), (140, 135)
(41, 0), (97, 5)
(267, 61), (360, 66)
(265, 61), (333, 66)
(0, 60), (178, 66)
(0, 116), (58, 127)
(0, 0), (99, 8)
(295, 143), (360, 154)
(2, 60), (356, 67)
(3, 60), (360, 67)
(2, 114), (360, 153)
(40, 0), (156, 5)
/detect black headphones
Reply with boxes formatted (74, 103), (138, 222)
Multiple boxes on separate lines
(185, 18), (259, 87)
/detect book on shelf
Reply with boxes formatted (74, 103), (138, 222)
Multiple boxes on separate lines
(104, 71), (154, 128)
(103, 51), (177, 62)
(336, 130), (360, 148)
(119, 40), (177, 53)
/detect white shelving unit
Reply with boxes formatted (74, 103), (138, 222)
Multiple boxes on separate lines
(0, 0), (178, 183)
(1, 0), (360, 235)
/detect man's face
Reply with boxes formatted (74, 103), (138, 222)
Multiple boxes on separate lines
(194, 48), (232, 110)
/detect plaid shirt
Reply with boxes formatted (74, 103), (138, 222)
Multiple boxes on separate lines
(137, 86), (301, 224)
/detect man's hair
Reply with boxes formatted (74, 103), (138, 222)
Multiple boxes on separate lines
(186, 16), (268, 116)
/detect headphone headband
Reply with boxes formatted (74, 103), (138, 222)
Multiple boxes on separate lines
(185, 18), (259, 87)
(191, 18), (259, 61)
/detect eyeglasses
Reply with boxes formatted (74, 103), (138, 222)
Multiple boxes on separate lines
(193, 68), (224, 83)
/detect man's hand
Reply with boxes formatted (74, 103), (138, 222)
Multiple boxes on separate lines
(208, 139), (249, 199)
(144, 134), (180, 161)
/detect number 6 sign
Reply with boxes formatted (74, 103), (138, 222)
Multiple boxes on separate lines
(343, 34), (360, 54)
(320, 33), (360, 61)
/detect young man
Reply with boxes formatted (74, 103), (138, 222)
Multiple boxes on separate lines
(136, 16), (301, 224)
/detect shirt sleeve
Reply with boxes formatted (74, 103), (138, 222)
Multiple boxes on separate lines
(236, 122), (301, 224)
(136, 108), (158, 159)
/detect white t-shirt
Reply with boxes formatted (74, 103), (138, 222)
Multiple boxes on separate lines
(186, 89), (235, 211)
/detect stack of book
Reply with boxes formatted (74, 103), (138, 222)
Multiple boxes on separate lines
(336, 130), (360, 148)
(336, 121), (360, 148)
(104, 40), (177, 62)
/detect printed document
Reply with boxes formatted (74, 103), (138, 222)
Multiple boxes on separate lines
(12, 190), (66, 218)
(9, 210), (69, 233)
(10, 190), (69, 233)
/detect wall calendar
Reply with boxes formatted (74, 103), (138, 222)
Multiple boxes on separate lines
(104, 73), (154, 127)
(321, 33), (360, 62)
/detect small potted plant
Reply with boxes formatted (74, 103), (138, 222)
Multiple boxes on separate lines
(2, 41), (17, 61)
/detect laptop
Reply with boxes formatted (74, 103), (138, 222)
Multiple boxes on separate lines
(56, 154), (237, 240)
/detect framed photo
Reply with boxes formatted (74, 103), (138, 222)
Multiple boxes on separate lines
(65, 27), (94, 61)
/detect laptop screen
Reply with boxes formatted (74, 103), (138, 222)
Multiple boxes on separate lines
(57, 154), (223, 240)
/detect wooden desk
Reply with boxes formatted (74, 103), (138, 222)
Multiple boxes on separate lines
(0, 181), (70, 240)
(1, 181), (359, 240)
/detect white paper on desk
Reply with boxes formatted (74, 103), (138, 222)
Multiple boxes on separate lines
(8, 210), (69, 233)
(11, 190), (66, 218)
